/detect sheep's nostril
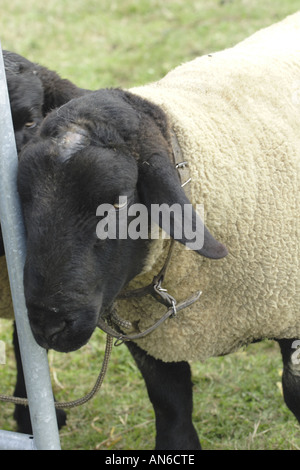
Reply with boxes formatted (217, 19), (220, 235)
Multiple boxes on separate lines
(44, 321), (67, 342)
(29, 319), (68, 350)
(27, 304), (68, 347)
(30, 318), (66, 338)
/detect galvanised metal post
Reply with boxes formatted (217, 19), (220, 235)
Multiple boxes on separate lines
(0, 45), (61, 450)
(0, 430), (37, 450)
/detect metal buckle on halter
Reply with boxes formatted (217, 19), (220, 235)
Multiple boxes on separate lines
(175, 161), (188, 169)
(175, 161), (192, 188)
(152, 280), (177, 317)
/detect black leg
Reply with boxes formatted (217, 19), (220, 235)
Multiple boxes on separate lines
(126, 341), (201, 450)
(12, 322), (67, 434)
(277, 338), (300, 423)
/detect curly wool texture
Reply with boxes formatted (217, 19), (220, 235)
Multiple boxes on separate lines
(115, 13), (300, 362)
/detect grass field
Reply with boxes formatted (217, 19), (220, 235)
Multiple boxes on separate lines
(0, 0), (300, 450)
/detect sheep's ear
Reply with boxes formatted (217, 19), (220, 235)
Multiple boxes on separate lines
(58, 127), (90, 161)
(138, 154), (228, 259)
(35, 65), (86, 114)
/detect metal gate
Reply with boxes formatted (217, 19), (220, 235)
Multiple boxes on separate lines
(0, 45), (61, 450)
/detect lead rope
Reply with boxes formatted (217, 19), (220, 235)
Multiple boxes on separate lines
(0, 332), (113, 409)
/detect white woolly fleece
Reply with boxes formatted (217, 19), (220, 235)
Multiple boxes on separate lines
(116, 13), (300, 362)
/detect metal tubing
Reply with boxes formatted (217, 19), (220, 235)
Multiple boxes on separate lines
(0, 430), (37, 450)
(0, 45), (61, 450)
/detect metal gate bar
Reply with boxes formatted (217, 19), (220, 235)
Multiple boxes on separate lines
(0, 430), (37, 450)
(0, 45), (61, 450)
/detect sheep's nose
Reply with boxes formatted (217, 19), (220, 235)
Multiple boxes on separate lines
(27, 304), (67, 349)
(25, 300), (99, 352)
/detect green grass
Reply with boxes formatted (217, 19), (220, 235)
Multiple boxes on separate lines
(1, 0), (300, 89)
(1, 319), (300, 450)
(1, 0), (300, 451)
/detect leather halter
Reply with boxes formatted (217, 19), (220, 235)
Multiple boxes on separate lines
(97, 130), (202, 344)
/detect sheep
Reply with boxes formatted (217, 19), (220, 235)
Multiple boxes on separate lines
(0, 50), (88, 433)
(16, 13), (300, 449)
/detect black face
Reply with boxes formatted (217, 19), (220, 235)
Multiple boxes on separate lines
(19, 147), (148, 352)
(18, 89), (227, 353)
(18, 92), (151, 352)
(6, 73), (43, 152)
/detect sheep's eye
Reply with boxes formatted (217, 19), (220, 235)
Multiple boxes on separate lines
(113, 196), (128, 210)
(25, 121), (37, 129)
